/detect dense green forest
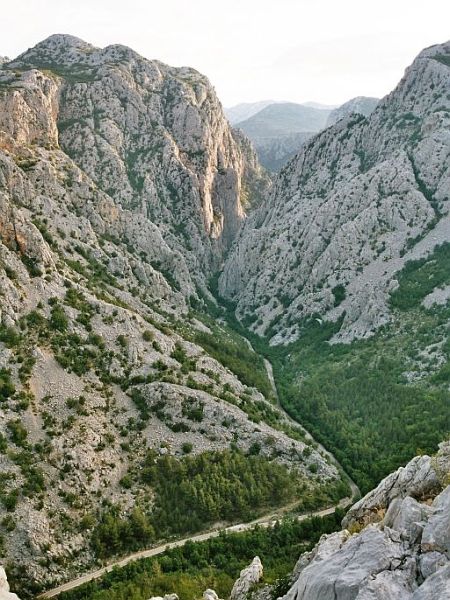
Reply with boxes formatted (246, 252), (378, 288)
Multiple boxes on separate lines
(92, 449), (300, 558)
(207, 243), (450, 495)
(61, 511), (344, 600)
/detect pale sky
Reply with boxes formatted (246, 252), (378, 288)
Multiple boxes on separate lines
(2, 0), (450, 107)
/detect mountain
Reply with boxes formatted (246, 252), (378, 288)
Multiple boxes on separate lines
(224, 101), (275, 125)
(235, 102), (330, 138)
(234, 102), (331, 171)
(1, 32), (450, 600)
(221, 41), (450, 345)
(326, 95), (379, 127)
(0, 35), (339, 594)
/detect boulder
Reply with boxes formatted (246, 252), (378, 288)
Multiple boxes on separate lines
(0, 568), (20, 600)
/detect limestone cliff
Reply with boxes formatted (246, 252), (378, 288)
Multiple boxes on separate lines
(220, 41), (450, 344)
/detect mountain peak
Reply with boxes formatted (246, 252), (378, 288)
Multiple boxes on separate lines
(10, 33), (96, 68)
(417, 39), (450, 60)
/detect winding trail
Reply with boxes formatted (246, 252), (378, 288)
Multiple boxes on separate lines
(39, 342), (360, 599)
(38, 500), (345, 599)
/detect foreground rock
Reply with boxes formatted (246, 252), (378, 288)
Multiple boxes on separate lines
(276, 442), (450, 600)
(0, 568), (20, 600)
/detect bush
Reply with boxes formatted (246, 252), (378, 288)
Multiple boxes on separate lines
(332, 284), (346, 307)
(7, 420), (28, 447)
(142, 330), (154, 342)
(0, 369), (15, 401)
(181, 442), (193, 454)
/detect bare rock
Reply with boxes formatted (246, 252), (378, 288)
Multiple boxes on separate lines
(230, 557), (263, 600)
(0, 568), (20, 600)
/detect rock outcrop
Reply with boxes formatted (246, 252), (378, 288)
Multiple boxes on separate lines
(276, 443), (450, 600)
(343, 441), (450, 529)
(230, 557), (264, 600)
(0, 568), (20, 600)
(220, 41), (450, 344)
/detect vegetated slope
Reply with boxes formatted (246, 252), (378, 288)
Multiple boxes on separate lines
(57, 512), (344, 600)
(326, 95), (379, 127)
(235, 103), (331, 171)
(0, 36), (339, 596)
(219, 41), (450, 493)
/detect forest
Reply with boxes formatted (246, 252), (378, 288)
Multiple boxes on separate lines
(92, 449), (300, 558)
(61, 511), (344, 600)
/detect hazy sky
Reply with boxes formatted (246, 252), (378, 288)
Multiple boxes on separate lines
(2, 1), (450, 107)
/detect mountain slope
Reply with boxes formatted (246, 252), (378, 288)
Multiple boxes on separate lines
(0, 36), (337, 595)
(220, 41), (450, 344)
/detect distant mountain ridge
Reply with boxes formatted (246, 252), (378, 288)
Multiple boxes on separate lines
(326, 96), (379, 127)
(233, 102), (331, 171)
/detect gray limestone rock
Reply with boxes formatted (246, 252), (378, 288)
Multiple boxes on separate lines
(230, 557), (264, 600)
(220, 42), (450, 345)
(0, 568), (20, 600)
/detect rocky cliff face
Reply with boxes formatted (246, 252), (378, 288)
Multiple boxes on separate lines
(0, 36), (331, 592)
(274, 441), (450, 600)
(220, 42), (450, 344)
(4, 34), (269, 281)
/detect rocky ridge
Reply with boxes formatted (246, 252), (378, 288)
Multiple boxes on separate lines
(220, 41), (450, 344)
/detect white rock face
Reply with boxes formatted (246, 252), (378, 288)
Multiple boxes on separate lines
(0, 568), (20, 600)
(203, 590), (221, 600)
(220, 42), (450, 344)
(230, 557), (264, 600)
(277, 444), (450, 600)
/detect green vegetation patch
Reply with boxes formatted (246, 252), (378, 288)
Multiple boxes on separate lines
(60, 511), (344, 600)
(390, 242), (450, 310)
(193, 326), (272, 398)
(92, 449), (301, 558)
